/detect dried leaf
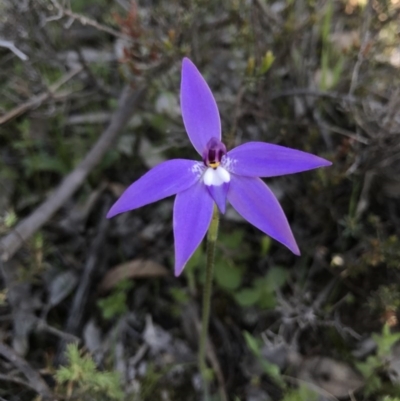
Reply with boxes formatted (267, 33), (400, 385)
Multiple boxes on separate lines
(297, 356), (364, 398)
(83, 319), (102, 355)
(48, 271), (78, 308)
(99, 259), (169, 292)
(107, 182), (126, 198)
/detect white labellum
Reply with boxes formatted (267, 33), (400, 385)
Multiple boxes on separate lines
(203, 166), (230, 186)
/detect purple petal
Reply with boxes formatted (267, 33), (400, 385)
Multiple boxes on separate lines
(173, 182), (214, 276)
(226, 142), (332, 177)
(107, 159), (202, 218)
(207, 182), (229, 214)
(227, 176), (300, 255)
(181, 58), (221, 155)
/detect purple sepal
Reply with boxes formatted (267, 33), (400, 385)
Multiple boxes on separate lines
(227, 175), (300, 255)
(107, 159), (201, 218)
(181, 58), (221, 155)
(173, 182), (214, 276)
(206, 182), (229, 214)
(226, 142), (332, 177)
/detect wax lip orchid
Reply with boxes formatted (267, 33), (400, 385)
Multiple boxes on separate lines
(107, 57), (332, 276)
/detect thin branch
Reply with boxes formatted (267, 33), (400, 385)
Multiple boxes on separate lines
(0, 66), (83, 125)
(268, 88), (358, 103)
(0, 39), (28, 61)
(319, 122), (369, 144)
(0, 342), (54, 399)
(0, 84), (146, 262)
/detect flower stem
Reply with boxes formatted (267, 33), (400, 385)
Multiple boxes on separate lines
(199, 205), (219, 397)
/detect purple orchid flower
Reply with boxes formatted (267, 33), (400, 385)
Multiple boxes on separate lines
(107, 58), (332, 276)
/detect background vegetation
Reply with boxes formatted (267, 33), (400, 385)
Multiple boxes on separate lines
(1, 0), (400, 400)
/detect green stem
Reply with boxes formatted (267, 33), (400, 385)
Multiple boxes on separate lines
(199, 205), (219, 397)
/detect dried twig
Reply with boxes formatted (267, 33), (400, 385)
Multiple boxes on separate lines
(0, 342), (54, 399)
(56, 200), (111, 365)
(0, 84), (145, 262)
(65, 200), (111, 336)
(0, 66), (83, 125)
(35, 318), (81, 343)
(50, 0), (134, 43)
(0, 373), (34, 391)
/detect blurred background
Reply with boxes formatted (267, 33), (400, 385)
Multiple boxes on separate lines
(1, 0), (400, 400)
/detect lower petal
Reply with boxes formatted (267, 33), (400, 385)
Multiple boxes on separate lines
(227, 176), (300, 255)
(207, 182), (229, 214)
(173, 182), (214, 276)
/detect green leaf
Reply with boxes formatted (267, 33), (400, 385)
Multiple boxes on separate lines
(373, 323), (400, 357)
(356, 355), (380, 378)
(214, 260), (243, 291)
(246, 56), (256, 76)
(23, 154), (68, 176)
(259, 51), (275, 74)
(235, 288), (261, 306)
(185, 245), (204, 273)
(257, 291), (277, 309)
(169, 287), (189, 305)
(321, 0), (333, 44)
(260, 236), (271, 257)
(219, 230), (245, 250)
(97, 280), (132, 320)
(260, 359), (285, 388)
(264, 267), (288, 292)
(282, 385), (319, 401)
(55, 343), (124, 400)
(243, 331), (261, 356)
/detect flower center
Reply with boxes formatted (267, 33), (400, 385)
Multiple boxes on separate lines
(203, 166), (230, 186)
(203, 137), (227, 169)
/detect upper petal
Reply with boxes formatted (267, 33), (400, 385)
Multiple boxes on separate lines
(226, 142), (332, 177)
(180, 58), (221, 155)
(227, 175), (300, 255)
(107, 159), (202, 218)
(173, 181), (214, 276)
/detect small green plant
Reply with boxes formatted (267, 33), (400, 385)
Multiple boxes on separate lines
(244, 331), (285, 388)
(281, 386), (319, 401)
(235, 266), (288, 308)
(319, 0), (344, 90)
(244, 332), (320, 401)
(356, 324), (400, 396)
(246, 51), (275, 76)
(3, 210), (17, 228)
(97, 279), (133, 320)
(184, 229), (249, 292)
(56, 343), (123, 400)
(183, 230), (288, 309)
